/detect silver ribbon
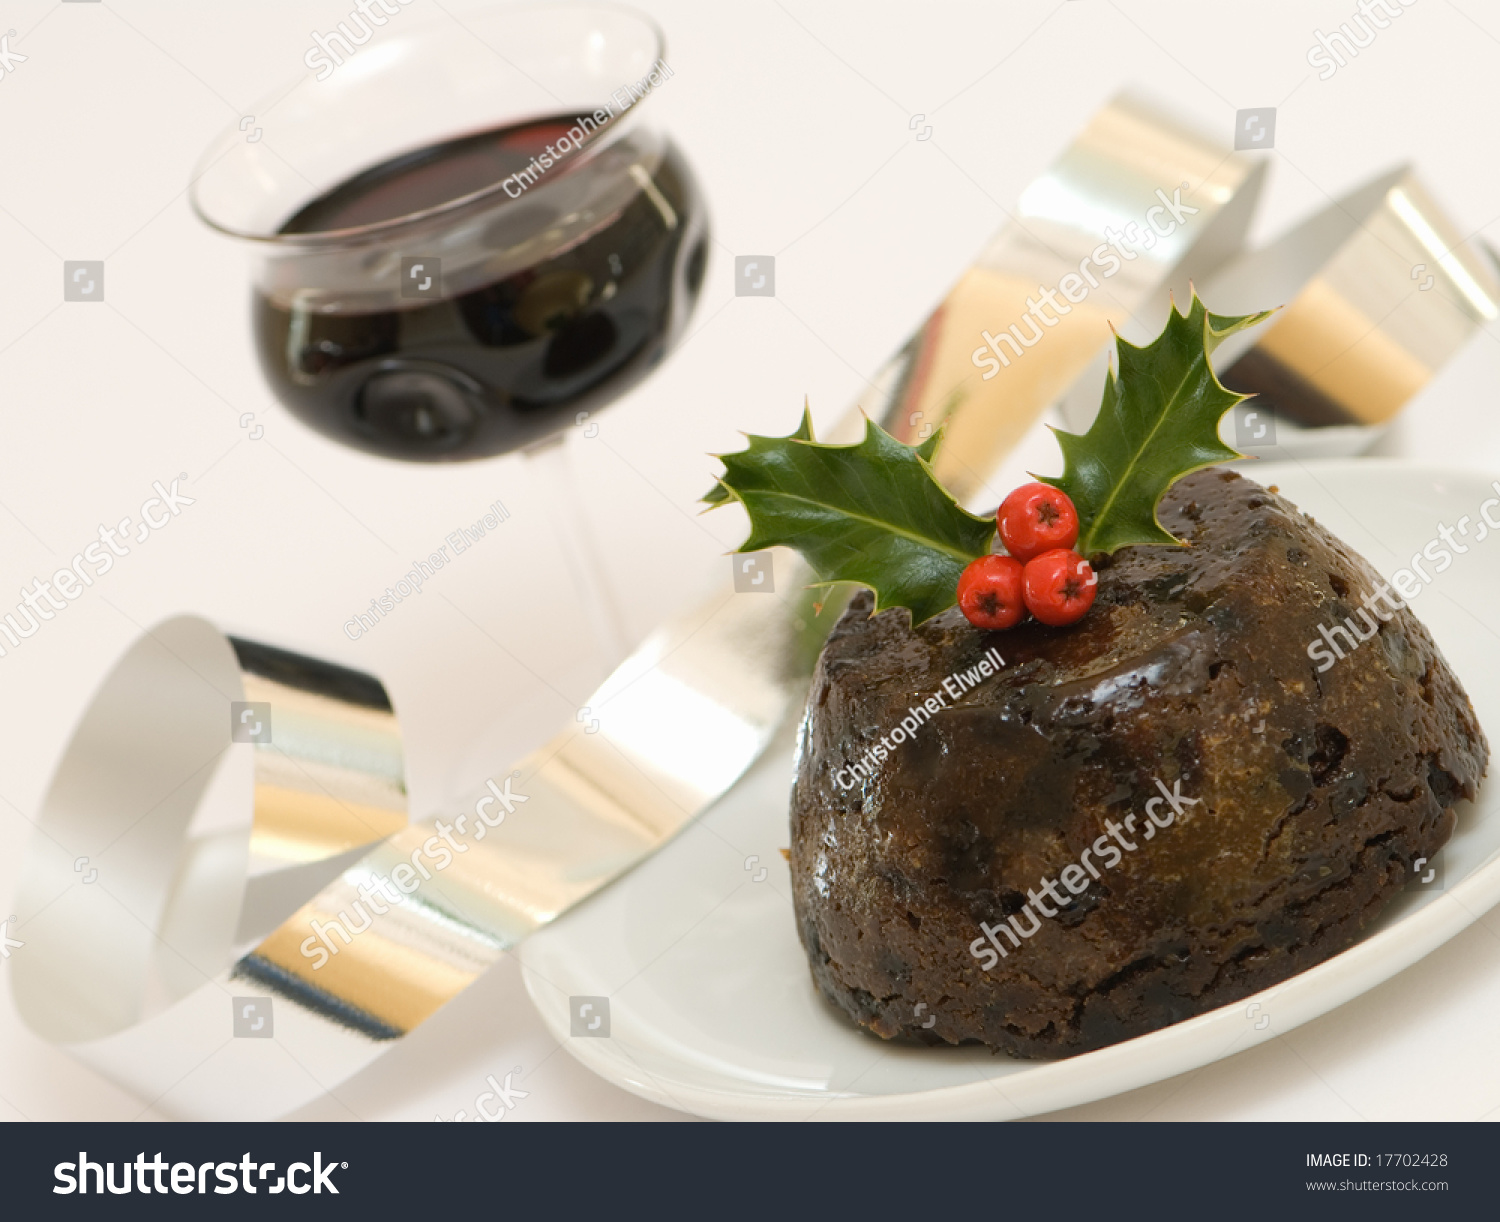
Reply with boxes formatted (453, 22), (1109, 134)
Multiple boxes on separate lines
(1058, 165), (1500, 452)
(1203, 165), (1499, 441)
(11, 620), (406, 1114)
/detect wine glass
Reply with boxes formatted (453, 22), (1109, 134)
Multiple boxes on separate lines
(190, 1), (709, 664)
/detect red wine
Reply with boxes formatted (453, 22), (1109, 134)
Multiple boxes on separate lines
(254, 115), (707, 460)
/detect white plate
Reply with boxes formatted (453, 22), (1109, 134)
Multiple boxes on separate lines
(520, 461), (1500, 1120)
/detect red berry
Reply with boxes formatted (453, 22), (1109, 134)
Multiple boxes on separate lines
(1022, 549), (1097, 627)
(998, 483), (1079, 563)
(957, 554), (1026, 630)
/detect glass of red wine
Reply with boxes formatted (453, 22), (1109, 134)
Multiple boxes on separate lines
(191, 2), (707, 661)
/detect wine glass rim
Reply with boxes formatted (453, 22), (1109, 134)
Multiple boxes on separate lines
(189, 0), (667, 247)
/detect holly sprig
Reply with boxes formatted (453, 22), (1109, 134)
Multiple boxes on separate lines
(705, 292), (1273, 624)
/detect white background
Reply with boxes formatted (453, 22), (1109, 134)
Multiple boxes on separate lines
(2, 0), (1499, 1121)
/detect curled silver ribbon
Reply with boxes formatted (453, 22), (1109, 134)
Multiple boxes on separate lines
(1205, 165), (1499, 440)
(11, 619), (406, 1116)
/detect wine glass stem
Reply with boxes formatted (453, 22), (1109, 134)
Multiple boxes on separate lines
(526, 435), (630, 672)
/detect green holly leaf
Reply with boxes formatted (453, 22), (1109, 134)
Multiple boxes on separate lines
(706, 409), (993, 624)
(1044, 293), (1275, 556)
(702, 401), (815, 507)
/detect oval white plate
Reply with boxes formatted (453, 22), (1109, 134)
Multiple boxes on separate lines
(520, 461), (1500, 1120)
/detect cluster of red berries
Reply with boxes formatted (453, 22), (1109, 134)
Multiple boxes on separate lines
(958, 483), (1097, 630)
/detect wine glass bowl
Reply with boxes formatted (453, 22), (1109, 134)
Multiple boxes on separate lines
(191, 2), (708, 461)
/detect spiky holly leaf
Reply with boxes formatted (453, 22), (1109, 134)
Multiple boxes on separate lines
(701, 402), (814, 507)
(705, 408), (992, 624)
(1043, 293), (1275, 556)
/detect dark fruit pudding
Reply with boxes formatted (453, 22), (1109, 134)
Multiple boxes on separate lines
(790, 469), (1488, 1057)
